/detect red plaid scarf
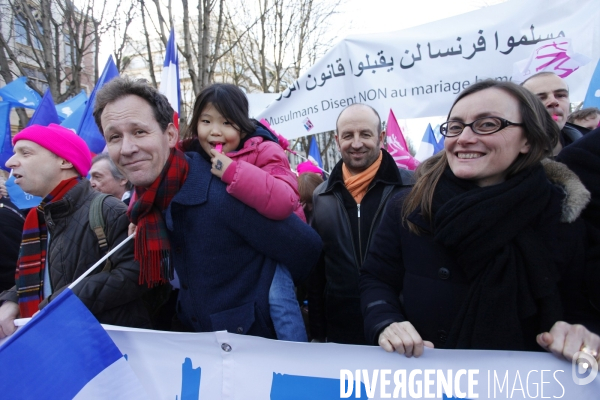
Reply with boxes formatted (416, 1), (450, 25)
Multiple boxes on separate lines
(129, 148), (188, 287)
(16, 177), (80, 318)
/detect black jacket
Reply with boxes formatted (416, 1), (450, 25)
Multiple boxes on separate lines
(308, 149), (412, 344)
(360, 161), (600, 349)
(557, 127), (600, 313)
(0, 197), (25, 293)
(560, 123), (583, 148)
(0, 179), (152, 328)
(557, 127), (600, 230)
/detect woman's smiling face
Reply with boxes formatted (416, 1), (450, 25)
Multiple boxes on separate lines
(444, 87), (531, 187)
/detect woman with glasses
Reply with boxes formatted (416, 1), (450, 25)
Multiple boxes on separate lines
(359, 79), (600, 362)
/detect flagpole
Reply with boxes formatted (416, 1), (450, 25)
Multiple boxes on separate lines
(68, 233), (135, 290)
(13, 233), (136, 328)
(287, 150), (331, 176)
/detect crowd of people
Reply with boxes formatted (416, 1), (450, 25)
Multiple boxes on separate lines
(0, 72), (599, 369)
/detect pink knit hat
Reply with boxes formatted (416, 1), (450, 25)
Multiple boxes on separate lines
(13, 124), (92, 176)
(297, 160), (323, 175)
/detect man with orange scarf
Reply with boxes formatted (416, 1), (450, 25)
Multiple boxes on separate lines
(0, 124), (151, 339)
(308, 104), (413, 345)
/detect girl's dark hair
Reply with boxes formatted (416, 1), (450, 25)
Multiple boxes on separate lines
(402, 79), (559, 234)
(182, 83), (255, 149)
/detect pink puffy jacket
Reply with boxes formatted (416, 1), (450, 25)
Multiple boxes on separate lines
(221, 136), (306, 222)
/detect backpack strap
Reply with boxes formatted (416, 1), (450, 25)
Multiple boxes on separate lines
(89, 193), (112, 272)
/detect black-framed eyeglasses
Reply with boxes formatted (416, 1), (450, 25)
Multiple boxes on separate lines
(440, 117), (524, 137)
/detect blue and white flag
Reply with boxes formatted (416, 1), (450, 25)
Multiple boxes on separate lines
(27, 88), (61, 127)
(415, 123), (445, 162)
(56, 90), (87, 120)
(0, 288), (147, 400)
(0, 102), (12, 170)
(0, 77), (41, 109)
(583, 59), (600, 108)
(77, 56), (119, 154)
(61, 101), (87, 131)
(432, 124), (444, 144)
(5, 174), (42, 209)
(160, 28), (181, 128)
(308, 136), (323, 169)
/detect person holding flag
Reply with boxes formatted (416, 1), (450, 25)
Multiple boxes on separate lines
(0, 124), (152, 338)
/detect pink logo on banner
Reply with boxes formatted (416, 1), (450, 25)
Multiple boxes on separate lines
(303, 118), (314, 131)
(386, 109), (419, 170)
(535, 41), (578, 78)
(513, 38), (591, 83)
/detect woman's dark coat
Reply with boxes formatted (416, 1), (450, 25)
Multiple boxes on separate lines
(360, 161), (600, 349)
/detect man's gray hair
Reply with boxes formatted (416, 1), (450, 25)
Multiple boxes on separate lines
(92, 153), (133, 190)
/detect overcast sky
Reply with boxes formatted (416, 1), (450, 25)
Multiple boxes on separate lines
(334, 0), (506, 38)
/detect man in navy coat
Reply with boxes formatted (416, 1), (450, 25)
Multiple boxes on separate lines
(94, 77), (322, 338)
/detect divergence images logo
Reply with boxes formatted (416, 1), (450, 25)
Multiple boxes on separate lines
(572, 351), (598, 385)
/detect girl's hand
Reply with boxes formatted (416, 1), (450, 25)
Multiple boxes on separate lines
(209, 150), (233, 179)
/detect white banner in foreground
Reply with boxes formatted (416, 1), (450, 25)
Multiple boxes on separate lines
(105, 326), (599, 399)
(258, 0), (600, 140)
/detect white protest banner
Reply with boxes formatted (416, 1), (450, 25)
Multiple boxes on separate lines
(258, 0), (600, 140)
(103, 326), (600, 399)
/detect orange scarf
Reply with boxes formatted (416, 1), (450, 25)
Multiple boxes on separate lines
(342, 150), (382, 204)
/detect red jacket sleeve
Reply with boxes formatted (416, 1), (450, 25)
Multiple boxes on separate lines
(223, 141), (301, 220)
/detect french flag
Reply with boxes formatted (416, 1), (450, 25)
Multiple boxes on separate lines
(0, 289), (148, 399)
(160, 29), (181, 131)
(415, 123), (445, 162)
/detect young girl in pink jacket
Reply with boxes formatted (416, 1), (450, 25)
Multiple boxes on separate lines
(182, 83), (307, 341)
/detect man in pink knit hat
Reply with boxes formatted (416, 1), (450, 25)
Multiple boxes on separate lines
(0, 124), (152, 338)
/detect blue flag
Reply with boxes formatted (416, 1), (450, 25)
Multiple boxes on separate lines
(583, 59), (600, 108)
(415, 123), (445, 162)
(308, 136), (323, 169)
(432, 124), (445, 152)
(61, 101), (87, 131)
(0, 102), (12, 171)
(56, 90), (87, 120)
(27, 88), (61, 127)
(77, 56), (119, 154)
(0, 288), (148, 399)
(0, 77), (41, 108)
(5, 175), (42, 209)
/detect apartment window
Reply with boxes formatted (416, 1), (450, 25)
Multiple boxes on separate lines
(14, 15), (28, 45)
(23, 66), (48, 93)
(64, 34), (72, 66)
(14, 14), (43, 50)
